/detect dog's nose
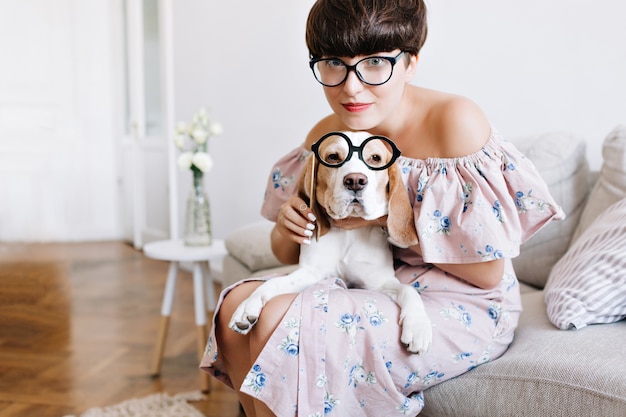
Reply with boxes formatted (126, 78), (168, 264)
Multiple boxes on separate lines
(344, 173), (368, 191)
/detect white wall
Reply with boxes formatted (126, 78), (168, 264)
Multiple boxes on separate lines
(1, 0), (624, 242)
(0, 0), (121, 241)
(172, 0), (626, 240)
(420, 1), (625, 168)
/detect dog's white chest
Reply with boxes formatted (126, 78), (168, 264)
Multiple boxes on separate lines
(299, 226), (393, 288)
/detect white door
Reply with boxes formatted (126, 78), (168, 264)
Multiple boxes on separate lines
(119, 0), (176, 248)
(0, 0), (121, 241)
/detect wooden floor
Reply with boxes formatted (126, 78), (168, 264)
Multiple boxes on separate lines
(0, 241), (242, 417)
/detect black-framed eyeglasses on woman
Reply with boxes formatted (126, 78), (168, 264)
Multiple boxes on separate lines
(311, 132), (401, 171)
(309, 51), (405, 87)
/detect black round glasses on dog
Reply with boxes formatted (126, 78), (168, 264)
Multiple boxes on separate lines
(311, 132), (401, 171)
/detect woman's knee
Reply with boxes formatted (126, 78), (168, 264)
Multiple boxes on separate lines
(217, 282), (263, 328)
(249, 293), (297, 349)
(215, 281), (297, 352)
(215, 282), (264, 354)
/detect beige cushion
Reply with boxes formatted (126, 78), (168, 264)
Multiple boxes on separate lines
(224, 220), (282, 272)
(421, 291), (626, 417)
(572, 124), (626, 242)
(512, 131), (589, 288)
(222, 253), (297, 288)
(544, 196), (626, 329)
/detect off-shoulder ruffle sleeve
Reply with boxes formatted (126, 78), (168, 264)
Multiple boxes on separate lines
(402, 128), (565, 264)
(259, 129), (564, 265)
(260, 146), (309, 221)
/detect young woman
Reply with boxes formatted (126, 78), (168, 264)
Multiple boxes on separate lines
(202, 1), (564, 416)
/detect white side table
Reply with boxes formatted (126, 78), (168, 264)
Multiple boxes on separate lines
(143, 239), (227, 392)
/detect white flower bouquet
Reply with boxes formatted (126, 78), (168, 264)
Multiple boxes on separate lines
(174, 108), (223, 174)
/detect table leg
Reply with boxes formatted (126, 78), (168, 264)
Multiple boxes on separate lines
(202, 261), (217, 312)
(151, 261), (178, 377)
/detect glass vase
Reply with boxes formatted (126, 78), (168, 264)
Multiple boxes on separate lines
(184, 170), (212, 246)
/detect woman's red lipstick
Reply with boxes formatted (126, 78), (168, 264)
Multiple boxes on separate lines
(343, 103), (371, 113)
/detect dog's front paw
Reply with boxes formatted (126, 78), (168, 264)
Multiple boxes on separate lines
(228, 296), (264, 335)
(400, 314), (433, 355)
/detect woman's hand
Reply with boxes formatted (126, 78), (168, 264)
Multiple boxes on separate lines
(275, 196), (317, 244)
(271, 196), (317, 264)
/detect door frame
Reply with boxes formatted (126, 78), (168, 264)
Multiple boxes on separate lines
(115, 0), (178, 248)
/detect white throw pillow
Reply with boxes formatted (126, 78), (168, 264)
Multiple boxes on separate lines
(571, 124), (626, 242)
(225, 220), (283, 272)
(512, 131), (589, 289)
(544, 196), (626, 330)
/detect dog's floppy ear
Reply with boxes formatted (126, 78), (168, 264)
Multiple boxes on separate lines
(386, 163), (419, 248)
(298, 153), (331, 240)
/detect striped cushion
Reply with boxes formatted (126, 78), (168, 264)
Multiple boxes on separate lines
(545, 197), (626, 330)
(572, 124), (626, 242)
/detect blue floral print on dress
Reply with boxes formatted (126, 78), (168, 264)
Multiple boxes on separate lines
(313, 289), (329, 313)
(404, 371), (420, 389)
(244, 364), (267, 395)
(324, 392), (339, 414)
(502, 271), (517, 292)
(423, 369), (445, 386)
(477, 245), (504, 260)
(418, 209), (451, 239)
(441, 303), (473, 330)
(487, 302), (502, 324)
(434, 210), (451, 235)
(505, 161), (516, 171)
(362, 297), (388, 327)
(411, 280), (428, 293)
(277, 317), (300, 356)
(461, 182), (473, 213)
(452, 351), (473, 363)
(271, 167), (294, 191)
(515, 189), (550, 213)
(434, 160), (448, 175)
(335, 312), (363, 336)
(468, 345), (494, 371)
(315, 374), (328, 389)
(474, 162), (486, 178)
(501, 152), (517, 172)
(415, 172), (428, 203)
(417, 209), (452, 241)
(348, 363), (377, 388)
(410, 392), (425, 412)
(492, 200), (505, 223)
(397, 397), (412, 415)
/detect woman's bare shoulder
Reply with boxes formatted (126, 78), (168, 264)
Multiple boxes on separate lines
(305, 115), (346, 149)
(427, 92), (491, 158)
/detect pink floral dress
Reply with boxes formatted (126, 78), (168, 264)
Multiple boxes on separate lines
(201, 128), (564, 416)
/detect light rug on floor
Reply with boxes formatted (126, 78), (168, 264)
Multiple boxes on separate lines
(63, 391), (206, 417)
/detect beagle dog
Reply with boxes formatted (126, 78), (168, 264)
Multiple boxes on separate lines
(229, 131), (432, 354)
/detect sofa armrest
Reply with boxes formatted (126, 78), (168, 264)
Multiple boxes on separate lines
(225, 220), (282, 272)
(222, 220), (298, 288)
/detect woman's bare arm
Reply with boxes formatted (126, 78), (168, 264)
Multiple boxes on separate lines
(434, 259), (504, 290)
(270, 196), (318, 265)
(410, 243), (504, 289)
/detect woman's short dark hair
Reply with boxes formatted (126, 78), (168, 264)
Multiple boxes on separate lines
(306, 0), (428, 60)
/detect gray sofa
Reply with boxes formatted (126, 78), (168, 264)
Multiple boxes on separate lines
(220, 128), (626, 416)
